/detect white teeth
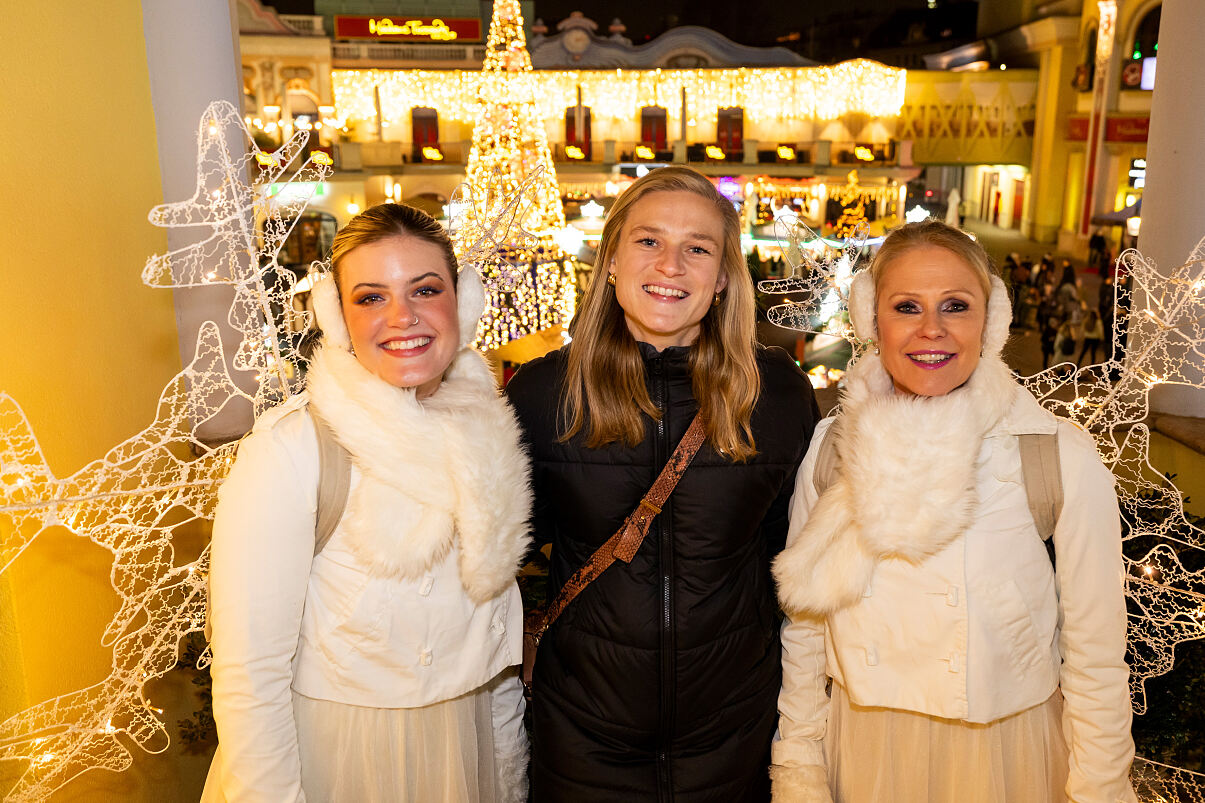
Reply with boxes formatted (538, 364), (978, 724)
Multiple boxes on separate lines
(910, 353), (952, 364)
(644, 285), (687, 298)
(383, 337), (430, 350)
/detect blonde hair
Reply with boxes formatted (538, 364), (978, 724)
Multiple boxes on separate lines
(329, 202), (458, 294)
(561, 166), (759, 460)
(871, 219), (996, 297)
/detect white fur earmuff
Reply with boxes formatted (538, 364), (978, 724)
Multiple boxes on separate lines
(456, 264), (485, 348)
(312, 273), (351, 351)
(844, 269), (1011, 360)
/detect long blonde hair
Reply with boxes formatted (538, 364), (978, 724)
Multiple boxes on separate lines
(561, 166), (759, 460)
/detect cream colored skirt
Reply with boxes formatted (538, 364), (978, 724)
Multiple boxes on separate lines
(203, 686), (498, 802)
(825, 684), (1069, 803)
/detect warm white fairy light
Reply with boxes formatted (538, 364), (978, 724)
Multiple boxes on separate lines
(451, 0), (578, 351)
(331, 59), (906, 139)
(0, 101), (331, 803)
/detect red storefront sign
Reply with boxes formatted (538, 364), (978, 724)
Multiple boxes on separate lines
(334, 16), (482, 42)
(1067, 115), (1149, 143)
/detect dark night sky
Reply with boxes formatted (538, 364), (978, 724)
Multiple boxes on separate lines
(529, 0), (979, 62)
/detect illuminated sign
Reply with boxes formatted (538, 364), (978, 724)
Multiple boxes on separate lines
(334, 16), (482, 42)
(1067, 115), (1148, 143)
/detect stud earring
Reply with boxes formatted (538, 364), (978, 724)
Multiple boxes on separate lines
(607, 273), (616, 286)
(712, 292), (722, 307)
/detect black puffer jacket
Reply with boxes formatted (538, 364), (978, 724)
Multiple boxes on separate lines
(506, 344), (820, 802)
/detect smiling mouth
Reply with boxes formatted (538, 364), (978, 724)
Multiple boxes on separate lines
(908, 352), (954, 368)
(644, 284), (687, 299)
(382, 337), (431, 350)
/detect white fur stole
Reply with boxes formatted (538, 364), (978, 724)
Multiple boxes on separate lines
(304, 344), (532, 602)
(774, 352), (1019, 616)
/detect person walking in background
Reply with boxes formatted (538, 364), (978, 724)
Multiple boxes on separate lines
(1078, 309), (1104, 366)
(770, 220), (1136, 803)
(1038, 285), (1062, 370)
(506, 166), (820, 801)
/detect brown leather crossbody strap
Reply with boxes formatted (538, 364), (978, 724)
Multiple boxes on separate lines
(533, 413), (707, 642)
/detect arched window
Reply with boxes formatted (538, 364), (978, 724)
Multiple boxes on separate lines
(640, 106), (667, 152)
(411, 107), (439, 161)
(1121, 4), (1161, 90)
(564, 105), (592, 159)
(717, 107), (743, 155)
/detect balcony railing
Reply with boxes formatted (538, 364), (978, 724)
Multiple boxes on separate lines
(279, 14), (325, 35)
(332, 42), (487, 66)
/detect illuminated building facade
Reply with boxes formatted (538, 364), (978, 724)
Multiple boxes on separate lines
(927, 0), (1162, 253)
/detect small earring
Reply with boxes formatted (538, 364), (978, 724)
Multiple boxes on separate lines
(712, 292), (722, 307)
(607, 273), (616, 286)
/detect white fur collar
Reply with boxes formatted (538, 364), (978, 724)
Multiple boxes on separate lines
(304, 343), (531, 602)
(774, 352), (1019, 616)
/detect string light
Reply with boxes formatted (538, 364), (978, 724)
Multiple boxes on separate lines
(457, 0), (578, 352)
(331, 60), (906, 138)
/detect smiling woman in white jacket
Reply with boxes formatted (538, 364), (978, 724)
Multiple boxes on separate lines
(201, 203), (531, 802)
(770, 220), (1136, 803)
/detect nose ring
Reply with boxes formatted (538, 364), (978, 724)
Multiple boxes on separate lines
(410, 315), (419, 325)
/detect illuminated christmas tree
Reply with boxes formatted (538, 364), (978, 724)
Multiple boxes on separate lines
(464, 0), (576, 352)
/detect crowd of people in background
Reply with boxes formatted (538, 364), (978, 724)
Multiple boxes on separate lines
(1004, 247), (1131, 372)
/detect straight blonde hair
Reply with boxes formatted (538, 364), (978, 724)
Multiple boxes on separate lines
(561, 166), (759, 460)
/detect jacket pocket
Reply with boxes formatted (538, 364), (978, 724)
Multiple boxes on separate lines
(987, 578), (1048, 672)
(308, 556), (389, 659)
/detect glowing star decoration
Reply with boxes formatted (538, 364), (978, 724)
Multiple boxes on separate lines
(0, 100), (331, 803)
(762, 227), (1205, 800)
(461, 0), (577, 352)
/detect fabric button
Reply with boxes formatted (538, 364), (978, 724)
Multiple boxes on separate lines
(420, 648), (433, 666)
(865, 645), (878, 667)
(946, 585), (960, 607)
(948, 652), (961, 673)
(419, 576), (434, 597)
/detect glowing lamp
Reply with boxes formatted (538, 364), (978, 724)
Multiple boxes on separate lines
(705, 145), (725, 160)
(312, 151), (333, 167)
(254, 152), (278, 167)
(854, 146), (875, 162)
(580, 199), (604, 218)
(905, 206), (929, 223)
(565, 145), (585, 159)
(777, 145), (796, 161)
(635, 145), (655, 160)
(421, 145), (445, 161)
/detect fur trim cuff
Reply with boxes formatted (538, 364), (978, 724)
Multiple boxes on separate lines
(770, 764), (833, 803)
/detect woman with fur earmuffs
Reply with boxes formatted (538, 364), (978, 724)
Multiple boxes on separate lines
(202, 203), (531, 802)
(770, 220), (1137, 803)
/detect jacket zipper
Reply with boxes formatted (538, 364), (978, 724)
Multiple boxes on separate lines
(651, 356), (674, 801)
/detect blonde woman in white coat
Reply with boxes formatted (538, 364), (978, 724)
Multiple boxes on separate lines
(770, 220), (1136, 803)
(202, 203), (531, 802)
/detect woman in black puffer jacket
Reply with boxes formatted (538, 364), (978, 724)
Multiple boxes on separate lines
(506, 167), (820, 802)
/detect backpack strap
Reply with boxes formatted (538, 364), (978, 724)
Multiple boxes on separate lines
(811, 420), (841, 497)
(1017, 432), (1063, 569)
(309, 408), (351, 557)
(205, 407), (351, 642)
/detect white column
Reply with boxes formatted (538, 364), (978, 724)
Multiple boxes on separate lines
(1136, 0), (1205, 417)
(141, 0), (256, 440)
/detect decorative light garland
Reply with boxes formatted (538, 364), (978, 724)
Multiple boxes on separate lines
(331, 59), (907, 136)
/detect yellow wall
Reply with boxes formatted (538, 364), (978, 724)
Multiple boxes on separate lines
(0, 2), (209, 799)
